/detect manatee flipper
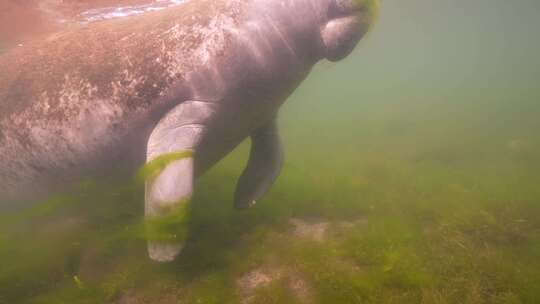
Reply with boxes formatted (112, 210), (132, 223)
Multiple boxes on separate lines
(144, 101), (211, 262)
(145, 156), (193, 262)
(235, 118), (283, 209)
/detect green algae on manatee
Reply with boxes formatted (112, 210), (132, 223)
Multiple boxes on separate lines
(135, 150), (194, 242)
(354, 0), (381, 28)
(135, 150), (194, 184)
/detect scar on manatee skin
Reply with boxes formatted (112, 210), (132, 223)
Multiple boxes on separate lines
(136, 150), (194, 184)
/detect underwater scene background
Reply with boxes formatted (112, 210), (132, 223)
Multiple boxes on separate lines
(1, 0), (540, 303)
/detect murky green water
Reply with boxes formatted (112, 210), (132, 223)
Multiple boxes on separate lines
(1, 0), (540, 303)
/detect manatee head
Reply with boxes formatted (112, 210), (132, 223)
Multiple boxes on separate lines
(319, 0), (380, 61)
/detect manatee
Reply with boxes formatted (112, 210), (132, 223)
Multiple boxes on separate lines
(0, 0), (379, 261)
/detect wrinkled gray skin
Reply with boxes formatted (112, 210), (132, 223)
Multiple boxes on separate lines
(0, 0), (376, 261)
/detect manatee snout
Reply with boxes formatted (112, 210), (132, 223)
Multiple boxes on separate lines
(320, 0), (380, 61)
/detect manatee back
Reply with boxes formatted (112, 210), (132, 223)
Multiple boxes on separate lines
(0, 0), (249, 206)
(1, 0), (246, 119)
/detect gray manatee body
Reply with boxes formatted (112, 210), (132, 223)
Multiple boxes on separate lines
(0, 0), (379, 260)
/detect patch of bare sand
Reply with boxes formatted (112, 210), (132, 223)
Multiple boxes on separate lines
(237, 267), (313, 304)
(336, 216), (369, 229)
(289, 218), (329, 242)
(289, 216), (368, 242)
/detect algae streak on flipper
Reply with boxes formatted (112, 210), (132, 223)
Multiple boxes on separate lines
(136, 150), (194, 184)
